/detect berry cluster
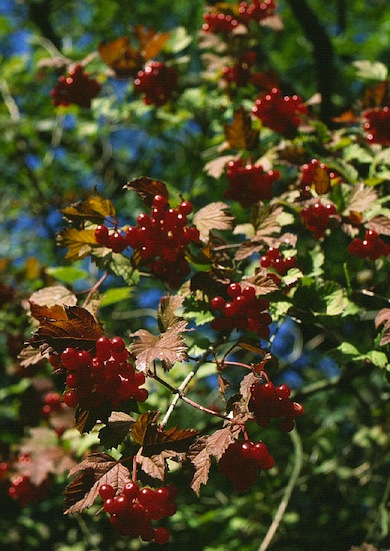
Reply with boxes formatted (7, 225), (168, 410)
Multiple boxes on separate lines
(238, 0), (277, 25)
(363, 107), (390, 145)
(224, 159), (280, 207)
(260, 247), (297, 283)
(300, 201), (337, 239)
(218, 440), (275, 492)
(51, 64), (101, 108)
(252, 87), (307, 138)
(348, 229), (390, 260)
(134, 62), (178, 107)
(41, 391), (62, 417)
(8, 473), (50, 507)
(210, 283), (272, 338)
(299, 158), (339, 198)
(250, 381), (304, 432)
(202, 12), (239, 33)
(58, 336), (148, 411)
(95, 196), (200, 287)
(99, 482), (177, 543)
(222, 51), (257, 88)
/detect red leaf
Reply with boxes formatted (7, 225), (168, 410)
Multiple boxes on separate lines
(123, 176), (169, 207)
(190, 447), (211, 496)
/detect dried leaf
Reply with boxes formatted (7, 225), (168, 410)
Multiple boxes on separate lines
(131, 412), (199, 456)
(64, 453), (130, 514)
(206, 427), (238, 460)
(29, 305), (102, 354)
(239, 372), (258, 402)
(57, 228), (98, 261)
(75, 401), (113, 434)
(123, 176), (169, 207)
(29, 285), (78, 309)
(217, 373), (230, 398)
(242, 271), (279, 295)
(224, 108), (259, 151)
(61, 193), (115, 223)
(375, 308), (390, 346)
(347, 183), (378, 214)
(130, 320), (188, 371)
(136, 453), (166, 481)
(193, 202), (234, 242)
(18, 345), (48, 368)
(204, 155), (237, 179)
(99, 412), (136, 448)
(190, 447), (211, 496)
(157, 294), (185, 332)
(366, 215), (390, 236)
(313, 164), (330, 195)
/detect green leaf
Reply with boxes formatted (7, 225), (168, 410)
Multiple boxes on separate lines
(100, 287), (133, 308)
(352, 60), (388, 82)
(365, 350), (388, 369)
(46, 266), (88, 284)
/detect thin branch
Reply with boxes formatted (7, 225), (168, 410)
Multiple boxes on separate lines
(258, 429), (303, 551)
(0, 79), (21, 122)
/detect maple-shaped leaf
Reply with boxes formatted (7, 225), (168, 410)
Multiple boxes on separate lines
(137, 453), (166, 481)
(241, 271), (279, 295)
(366, 215), (390, 236)
(206, 426), (240, 461)
(64, 452), (130, 514)
(130, 320), (188, 372)
(204, 155), (237, 179)
(29, 285), (78, 309)
(75, 401), (113, 434)
(61, 192), (115, 224)
(131, 411), (199, 456)
(98, 412), (136, 448)
(190, 447), (211, 496)
(375, 308), (390, 346)
(99, 36), (142, 78)
(193, 202), (234, 242)
(57, 228), (98, 261)
(18, 345), (49, 368)
(224, 107), (259, 151)
(18, 427), (76, 485)
(157, 294), (185, 332)
(312, 164), (330, 195)
(123, 176), (169, 207)
(29, 305), (102, 354)
(346, 183), (378, 214)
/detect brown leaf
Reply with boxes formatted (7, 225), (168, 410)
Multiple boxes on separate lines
(136, 453), (166, 481)
(99, 36), (141, 78)
(242, 271), (279, 295)
(366, 215), (390, 236)
(61, 193), (115, 223)
(64, 452), (130, 514)
(131, 412), (199, 456)
(98, 412), (136, 448)
(57, 228), (98, 261)
(239, 372), (258, 403)
(157, 294), (185, 332)
(130, 320), (188, 372)
(123, 176), (169, 207)
(206, 426), (239, 460)
(18, 345), (48, 368)
(313, 164), (330, 195)
(135, 25), (171, 62)
(375, 308), (390, 346)
(29, 305), (102, 354)
(217, 374), (230, 398)
(347, 184), (378, 214)
(28, 285), (78, 309)
(193, 202), (234, 242)
(224, 107), (259, 151)
(204, 155), (237, 179)
(75, 401), (113, 434)
(190, 447), (211, 496)
(29, 303), (69, 324)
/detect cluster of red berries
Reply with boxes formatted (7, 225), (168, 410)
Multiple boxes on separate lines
(95, 196), (200, 287)
(348, 229), (390, 260)
(299, 158), (339, 198)
(210, 283), (272, 338)
(8, 473), (50, 507)
(238, 0), (277, 25)
(300, 201), (337, 239)
(252, 87), (307, 138)
(224, 159), (280, 207)
(260, 247), (297, 283)
(134, 62), (178, 107)
(41, 391), (62, 417)
(99, 482), (177, 543)
(222, 51), (257, 88)
(51, 64), (101, 108)
(250, 381), (304, 432)
(363, 107), (390, 145)
(218, 440), (275, 492)
(52, 336), (148, 411)
(202, 1), (276, 33)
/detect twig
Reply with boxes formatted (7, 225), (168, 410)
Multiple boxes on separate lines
(0, 79), (21, 122)
(258, 429), (303, 551)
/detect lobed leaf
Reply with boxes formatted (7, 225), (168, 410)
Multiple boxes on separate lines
(193, 202), (234, 242)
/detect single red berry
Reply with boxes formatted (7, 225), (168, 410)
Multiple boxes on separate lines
(99, 484), (116, 500)
(154, 526), (171, 544)
(110, 336), (126, 354)
(94, 224), (109, 246)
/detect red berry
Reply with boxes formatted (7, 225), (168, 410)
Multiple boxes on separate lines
(154, 526), (171, 544)
(63, 390), (78, 408)
(110, 336), (126, 354)
(99, 484), (116, 500)
(95, 224), (109, 246)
